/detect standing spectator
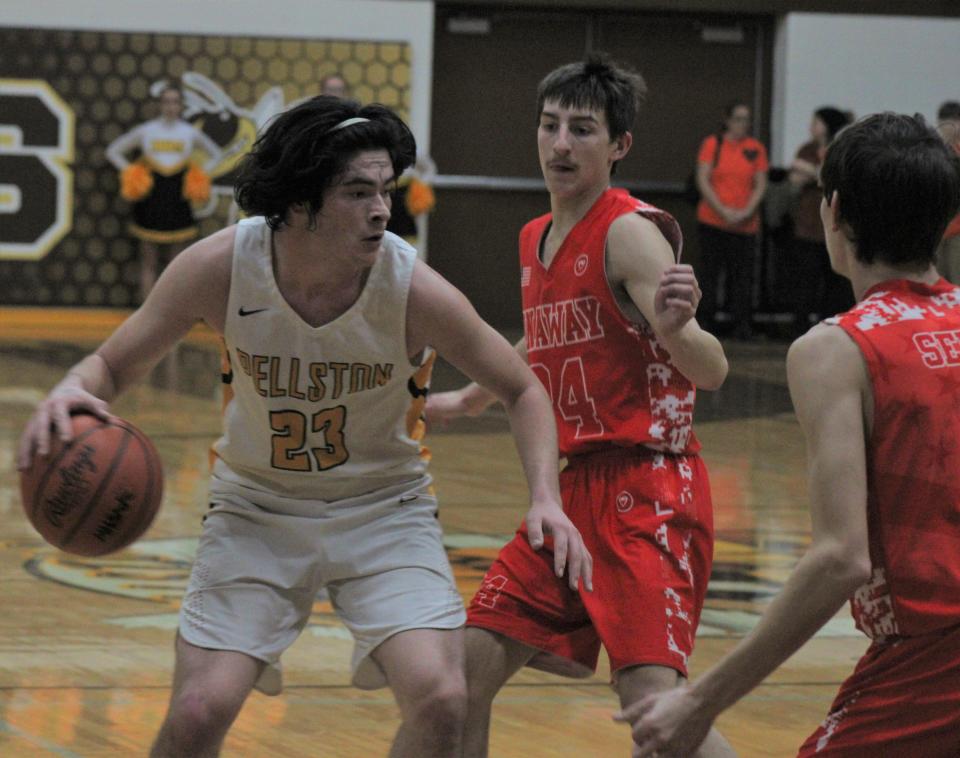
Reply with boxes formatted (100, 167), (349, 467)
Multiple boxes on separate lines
(788, 106), (854, 335)
(320, 72), (350, 99)
(695, 102), (768, 339)
(106, 83), (223, 301)
(936, 100), (960, 283)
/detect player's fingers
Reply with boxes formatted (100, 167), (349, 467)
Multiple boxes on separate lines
(33, 408), (53, 458)
(614, 696), (651, 723)
(582, 542), (594, 592)
(659, 283), (696, 302)
(566, 537), (583, 591)
(89, 398), (114, 422)
(665, 298), (696, 315)
(552, 530), (568, 578)
(16, 420), (39, 471)
(53, 404), (76, 442)
(526, 517), (544, 550)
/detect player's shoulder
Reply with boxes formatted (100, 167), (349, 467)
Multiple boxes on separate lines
(608, 211), (671, 256)
(521, 211), (552, 237)
(177, 224), (238, 280)
(788, 322), (863, 386)
(382, 229), (417, 258)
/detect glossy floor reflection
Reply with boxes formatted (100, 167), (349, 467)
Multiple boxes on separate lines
(0, 309), (867, 757)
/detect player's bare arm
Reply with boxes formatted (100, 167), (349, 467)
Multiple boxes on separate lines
(17, 226), (235, 468)
(425, 337), (528, 423)
(407, 260), (593, 591)
(615, 324), (871, 756)
(607, 212), (728, 390)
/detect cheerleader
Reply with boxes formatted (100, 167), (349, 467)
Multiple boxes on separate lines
(107, 84), (223, 300)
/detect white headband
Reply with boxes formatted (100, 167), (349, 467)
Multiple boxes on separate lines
(326, 116), (370, 134)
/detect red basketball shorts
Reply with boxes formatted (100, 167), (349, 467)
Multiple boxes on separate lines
(467, 447), (714, 678)
(797, 624), (960, 756)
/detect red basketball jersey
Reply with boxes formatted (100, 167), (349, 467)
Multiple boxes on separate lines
(832, 278), (960, 638)
(520, 188), (699, 458)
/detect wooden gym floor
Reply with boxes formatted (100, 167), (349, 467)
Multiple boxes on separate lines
(0, 307), (869, 757)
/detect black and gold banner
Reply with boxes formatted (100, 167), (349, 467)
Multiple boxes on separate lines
(0, 26), (410, 306)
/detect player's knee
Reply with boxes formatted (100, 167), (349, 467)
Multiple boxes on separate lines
(166, 686), (242, 746)
(406, 675), (468, 728)
(615, 663), (683, 704)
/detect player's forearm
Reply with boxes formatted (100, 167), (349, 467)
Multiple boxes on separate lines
(457, 381), (499, 415)
(501, 381), (562, 506)
(691, 542), (868, 716)
(56, 354), (119, 403)
(659, 327), (728, 390)
(461, 336), (528, 414)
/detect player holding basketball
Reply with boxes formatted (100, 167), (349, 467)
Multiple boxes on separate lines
(616, 113), (960, 756)
(427, 55), (733, 757)
(17, 95), (592, 758)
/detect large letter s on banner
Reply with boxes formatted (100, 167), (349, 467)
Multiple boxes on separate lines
(0, 80), (74, 260)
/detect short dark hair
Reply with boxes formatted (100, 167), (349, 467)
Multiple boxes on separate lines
(821, 112), (960, 267)
(814, 106), (851, 144)
(938, 100), (960, 122)
(234, 96), (416, 230)
(537, 53), (646, 143)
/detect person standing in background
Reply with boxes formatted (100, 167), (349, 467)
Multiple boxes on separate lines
(788, 106), (854, 335)
(320, 72), (350, 99)
(106, 83), (223, 301)
(936, 100), (960, 284)
(694, 102), (768, 340)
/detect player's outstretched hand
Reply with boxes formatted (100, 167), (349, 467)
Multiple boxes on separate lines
(17, 387), (112, 471)
(424, 389), (469, 428)
(654, 264), (702, 336)
(426, 386), (492, 428)
(612, 684), (714, 758)
(525, 500), (593, 592)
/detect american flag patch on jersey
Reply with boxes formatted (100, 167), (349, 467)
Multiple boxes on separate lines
(521, 266), (532, 287)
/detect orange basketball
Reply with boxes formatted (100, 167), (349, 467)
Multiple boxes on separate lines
(19, 413), (164, 556)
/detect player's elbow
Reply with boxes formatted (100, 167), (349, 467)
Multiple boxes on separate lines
(699, 355), (729, 391)
(817, 542), (872, 594)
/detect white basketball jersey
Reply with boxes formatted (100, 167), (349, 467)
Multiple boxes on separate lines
(210, 217), (431, 503)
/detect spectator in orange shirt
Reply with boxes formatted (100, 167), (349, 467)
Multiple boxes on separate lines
(695, 102), (768, 339)
(936, 100), (960, 284)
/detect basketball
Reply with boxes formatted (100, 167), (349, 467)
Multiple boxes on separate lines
(19, 412), (164, 557)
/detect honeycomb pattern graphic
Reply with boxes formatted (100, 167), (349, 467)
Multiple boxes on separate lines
(0, 26), (412, 306)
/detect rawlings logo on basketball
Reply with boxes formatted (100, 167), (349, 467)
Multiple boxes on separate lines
(20, 413), (164, 557)
(94, 490), (134, 542)
(45, 444), (97, 527)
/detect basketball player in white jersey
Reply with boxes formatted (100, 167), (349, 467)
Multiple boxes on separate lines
(18, 95), (592, 758)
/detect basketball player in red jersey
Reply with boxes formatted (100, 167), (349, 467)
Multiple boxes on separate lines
(617, 113), (960, 757)
(427, 55), (733, 756)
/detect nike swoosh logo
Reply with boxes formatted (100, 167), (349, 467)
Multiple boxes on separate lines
(238, 306), (269, 317)
(400, 494), (419, 503)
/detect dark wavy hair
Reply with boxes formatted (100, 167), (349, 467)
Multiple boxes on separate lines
(234, 95), (416, 230)
(821, 112), (960, 267)
(536, 54), (646, 175)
